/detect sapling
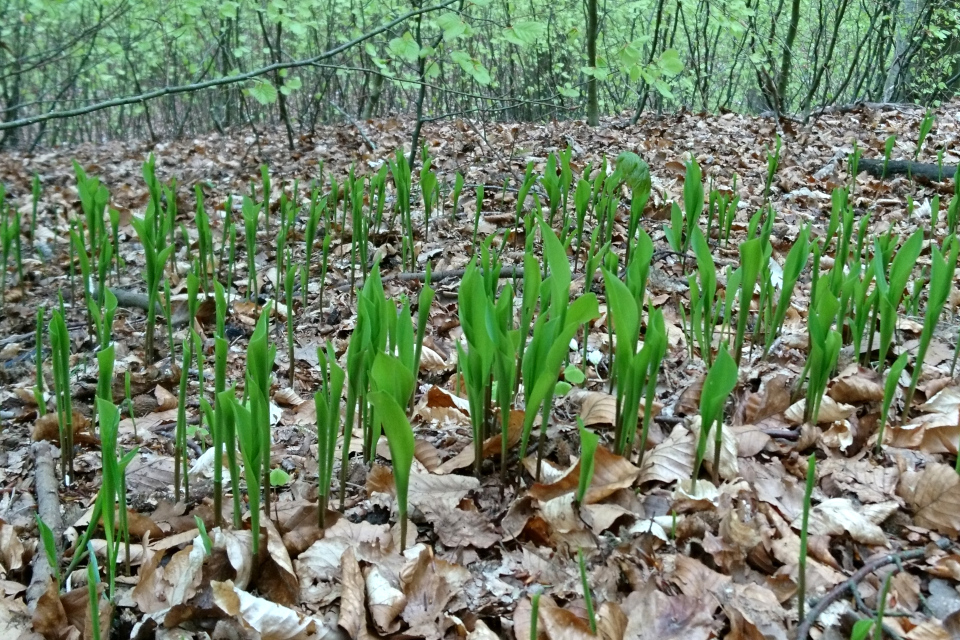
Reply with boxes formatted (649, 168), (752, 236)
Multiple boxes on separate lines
(36, 515), (60, 586)
(664, 202), (685, 254)
(87, 541), (102, 640)
(315, 342), (345, 528)
(163, 279), (175, 357)
(49, 310), (74, 484)
(131, 206), (174, 363)
(97, 398), (137, 596)
(218, 195), (233, 279)
(195, 185), (213, 291)
(529, 587), (541, 640)
(242, 196), (259, 300)
(260, 164), (272, 236)
(915, 109), (935, 162)
(572, 177), (591, 272)
(902, 239), (958, 410)
(514, 162), (536, 249)
(872, 229), (923, 375)
(733, 238), (763, 364)
(764, 226), (811, 355)
(450, 172), (464, 223)
(369, 353), (415, 549)
(577, 548), (597, 633)
(636, 309), (667, 467)
(876, 352), (908, 455)
(603, 266), (645, 455)
(519, 221), (599, 478)
(690, 227), (717, 365)
(802, 283), (841, 424)
(285, 252), (296, 387)
(542, 153), (562, 225)
(30, 173), (40, 241)
(576, 418), (598, 505)
(124, 371), (136, 439)
(420, 153), (438, 242)
(457, 262), (498, 476)
(881, 135), (896, 177)
(471, 184), (484, 252)
(763, 134), (782, 203)
(175, 338), (191, 502)
(691, 347), (738, 491)
(34, 306), (46, 415)
(797, 453), (816, 622)
(211, 311), (229, 524)
(303, 189), (327, 305)
(246, 302), (277, 518)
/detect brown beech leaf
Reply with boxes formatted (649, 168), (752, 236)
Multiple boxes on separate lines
(528, 446), (639, 504)
(898, 463), (960, 535)
(791, 498), (897, 546)
(212, 579), (327, 639)
(622, 584), (716, 640)
(638, 427), (695, 485)
(338, 547), (368, 639)
(257, 520), (299, 607)
(828, 364), (884, 403)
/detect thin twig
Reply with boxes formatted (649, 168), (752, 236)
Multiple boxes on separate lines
(797, 538), (952, 640)
(328, 101), (376, 151)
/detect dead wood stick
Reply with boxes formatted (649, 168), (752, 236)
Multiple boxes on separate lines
(336, 265), (524, 291)
(26, 442), (65, 611)
(329, 101), (376, 151)
(796, 538), (952, 640)
(857, 158), (958, 181)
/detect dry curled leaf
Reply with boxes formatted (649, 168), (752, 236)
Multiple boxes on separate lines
(898, 463), (960, 535)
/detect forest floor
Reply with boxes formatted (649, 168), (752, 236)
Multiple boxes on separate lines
(1, 100), (960, 640)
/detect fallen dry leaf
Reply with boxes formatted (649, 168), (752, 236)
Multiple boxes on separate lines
(898, 463), (960, 535)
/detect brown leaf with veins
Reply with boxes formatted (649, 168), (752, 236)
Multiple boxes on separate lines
(399, 546), (469, 640)
(898, 463), (960, 535)
(638, 427), (695, 485)
(791, 498), (897, 545)
(258, 520), (299, 607)
(527, 446), (639, 504)
(621, 584), (716, 640)
(337, 547), (368, 639)
(366, 564), (405, 635)
(828, 364), (884, 403)
(717, 582), (788, 640)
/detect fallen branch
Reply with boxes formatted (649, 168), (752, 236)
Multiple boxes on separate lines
(336, 265), (524, 291)
(329, 101), (376, 151)
(26, 442), (64, 611)
(0, 0), (458, 132)
(857, 158), (958, 181)
(797, 538), (952, 640)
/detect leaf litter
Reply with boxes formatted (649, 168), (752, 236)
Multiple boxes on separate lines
(0, 101), (959, 638)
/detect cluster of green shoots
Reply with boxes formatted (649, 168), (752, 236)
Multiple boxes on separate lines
(19, 123), (960, 634)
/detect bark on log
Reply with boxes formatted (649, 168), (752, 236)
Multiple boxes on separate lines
(26, 442), (64, 611)
(857, 158), (958, 181)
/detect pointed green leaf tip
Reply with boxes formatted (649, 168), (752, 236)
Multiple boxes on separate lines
(614, 152), (651, 195)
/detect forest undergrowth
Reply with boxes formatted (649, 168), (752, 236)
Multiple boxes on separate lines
(0, 102), (959, 639)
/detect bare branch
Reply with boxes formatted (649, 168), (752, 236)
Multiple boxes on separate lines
(0, 0), (458, 132)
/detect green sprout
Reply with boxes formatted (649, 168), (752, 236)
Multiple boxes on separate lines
(877, 352), (908, 456)
(49, 310), (74, 485)
(315, 342), (345, 529)
(131, 203), (174, 363)
(576, 418), (598, 505)
(369, 353), (415, 550)
(797, 453), (816, 622)
(577, 548), (597, 634)
(691, 348), (738, 491)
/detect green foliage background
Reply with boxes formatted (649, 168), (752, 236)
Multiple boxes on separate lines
(1, 0), (958, 146)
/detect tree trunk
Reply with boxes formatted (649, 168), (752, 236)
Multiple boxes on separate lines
(585, 0), (599, 126)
